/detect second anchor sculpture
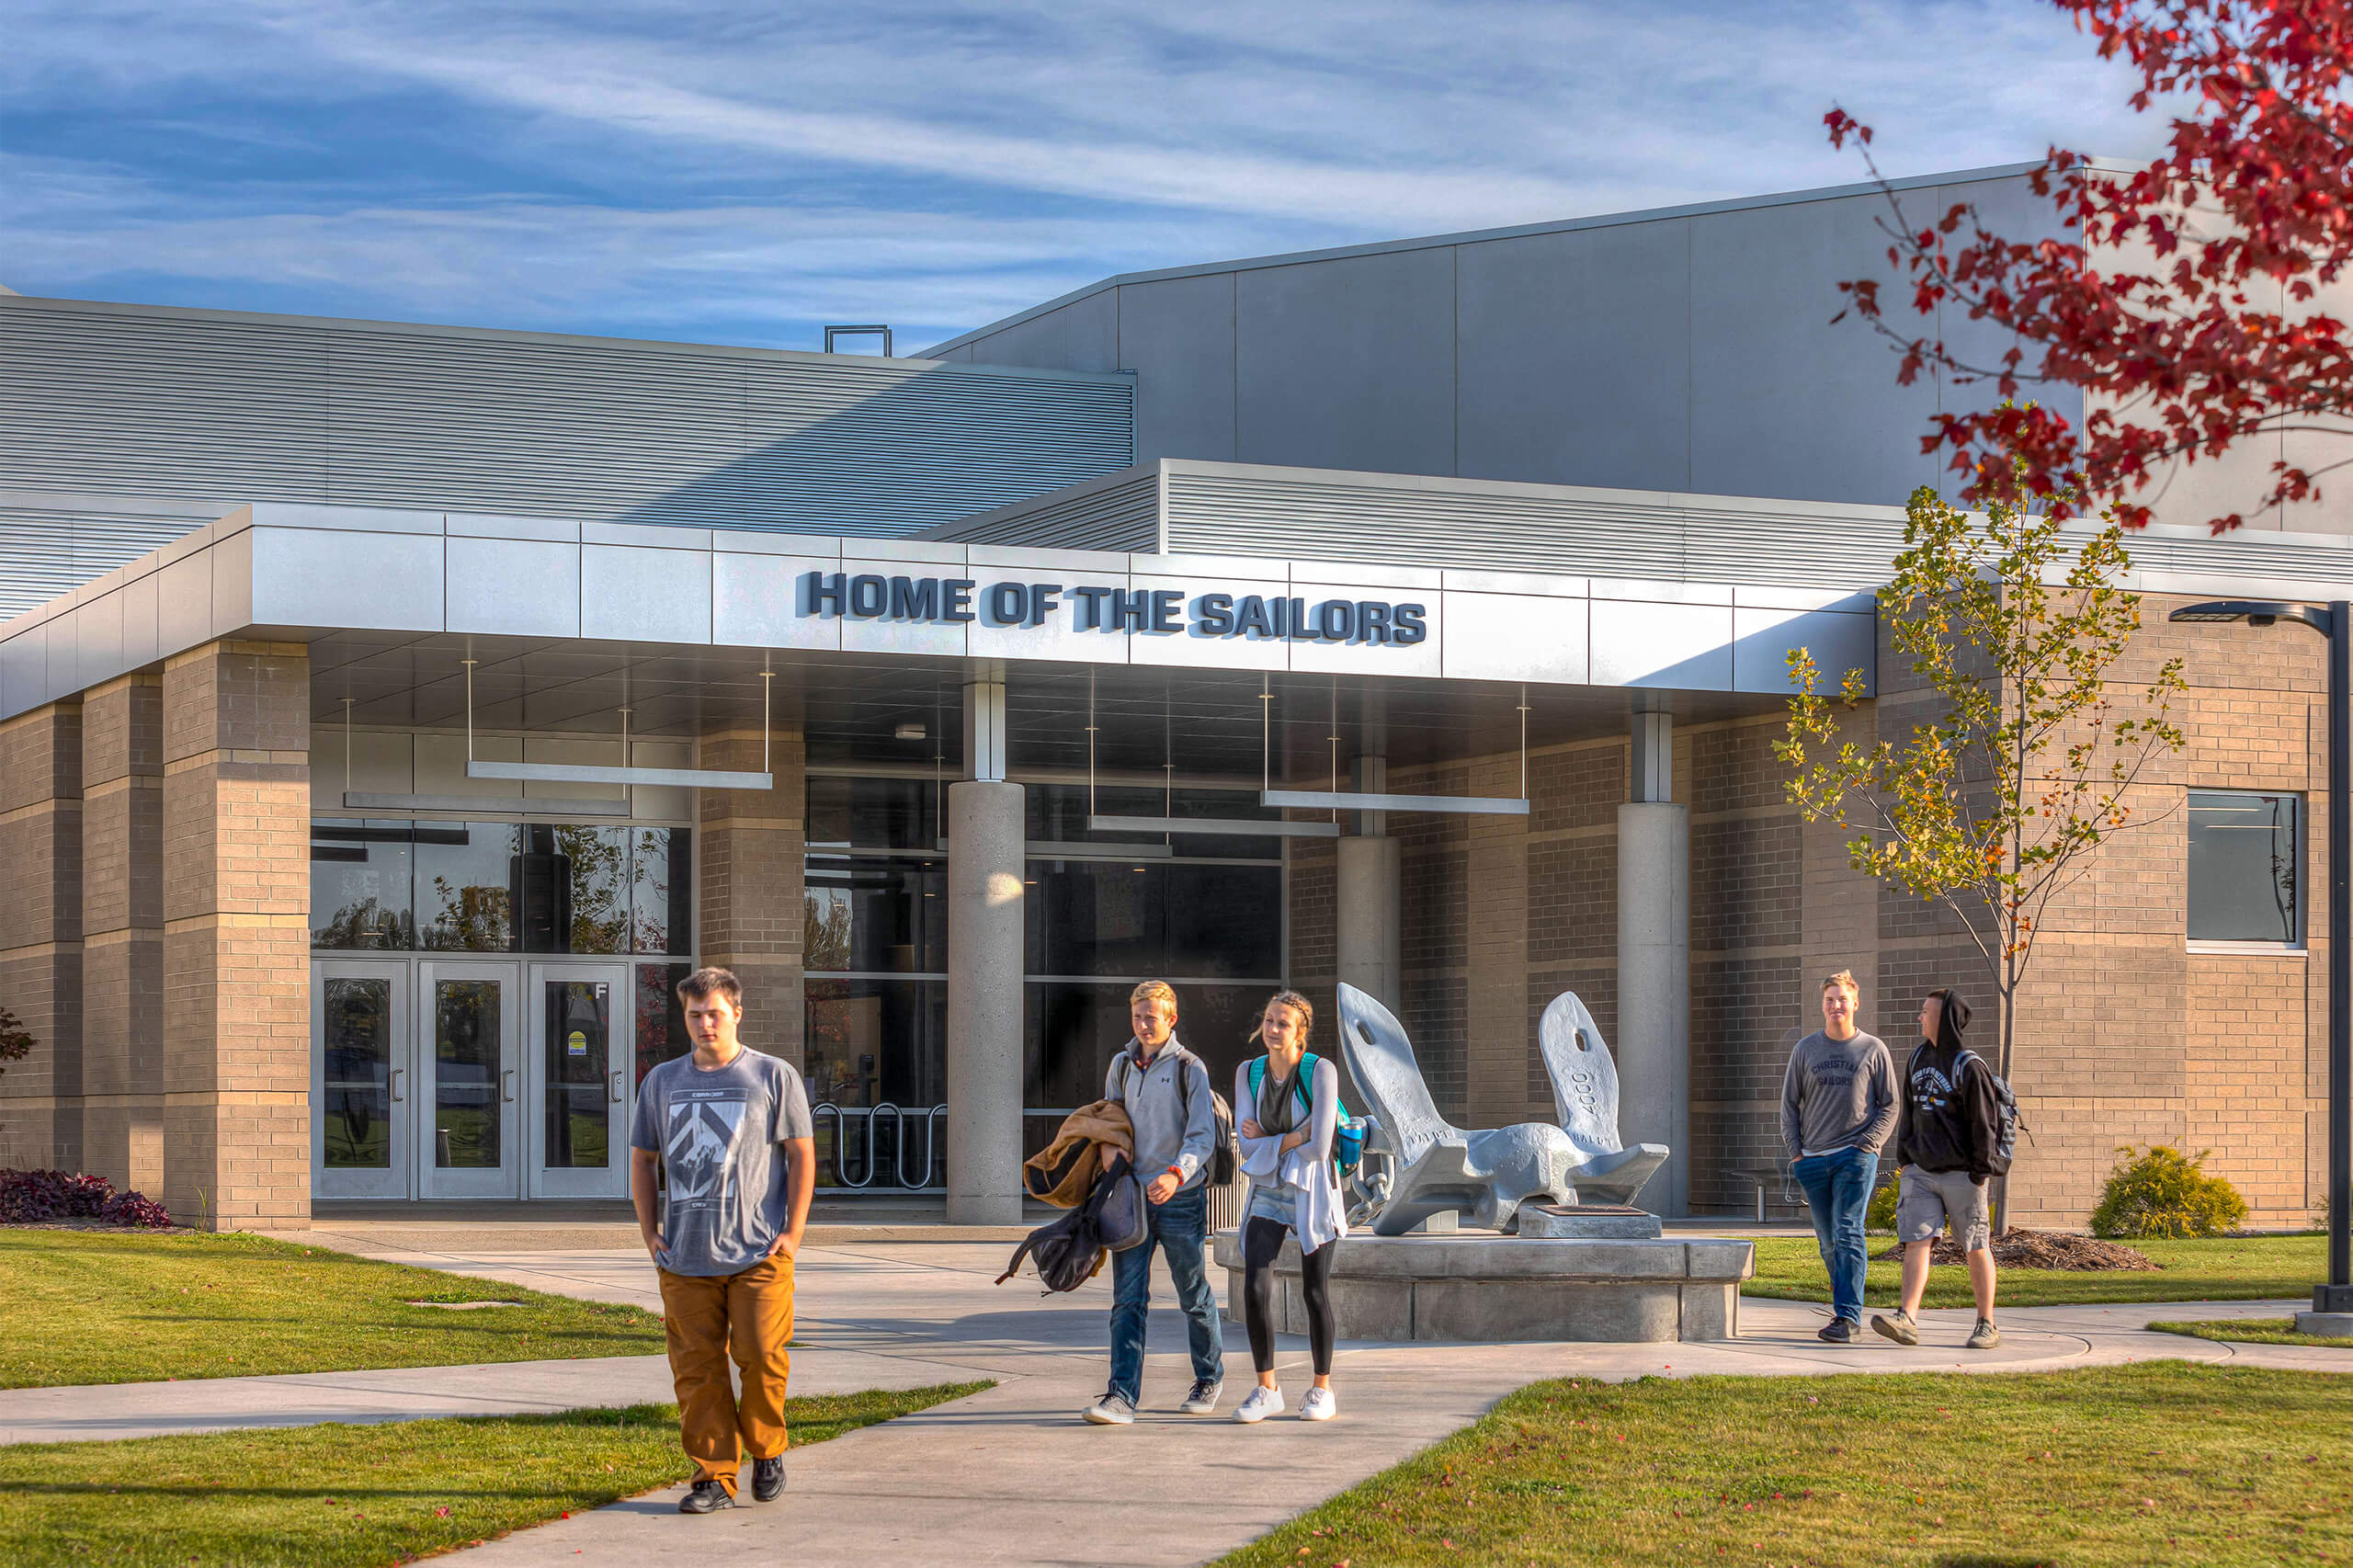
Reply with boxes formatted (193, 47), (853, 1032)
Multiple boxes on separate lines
(1336, 982), (1668, 1235)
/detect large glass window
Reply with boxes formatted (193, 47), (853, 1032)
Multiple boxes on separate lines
(805, 978), (948, 1108)
(2189, 790), (2301, 943)
(634, 961), (693, 1085)
(319, 820), (691, 955)
(807, 777), (942, 850)
(631, 828), (693, 956)
(805, 856), (947, 973)
(310, 821), (415, 949)
(321, 977), (393, 1167)
(1025, 860), (1281, 978)
(417, 822), (520, 952)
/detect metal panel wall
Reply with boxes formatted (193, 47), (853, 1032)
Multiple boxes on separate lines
(0, 297), (1136, 541)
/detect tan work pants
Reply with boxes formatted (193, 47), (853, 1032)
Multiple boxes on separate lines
(655, 1254), (794, 1494)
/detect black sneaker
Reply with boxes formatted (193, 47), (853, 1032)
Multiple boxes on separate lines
(678, 1479), (734, 1515)
(1817, 1317), (1856, 1344)
(752, 1455), (786, 1502)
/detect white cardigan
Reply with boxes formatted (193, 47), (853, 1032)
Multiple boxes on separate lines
(1233, 1054), (1347, 1254)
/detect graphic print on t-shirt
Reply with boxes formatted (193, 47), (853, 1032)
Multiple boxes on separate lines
(665, 1088), (748, 1210)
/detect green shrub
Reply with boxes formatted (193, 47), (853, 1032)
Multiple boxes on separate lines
(1867, 1180), (1899, 1233)
(2090, 1145), (2248, 1239)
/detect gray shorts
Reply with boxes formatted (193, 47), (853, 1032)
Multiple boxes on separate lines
(1896, 1165), (1991, 1252)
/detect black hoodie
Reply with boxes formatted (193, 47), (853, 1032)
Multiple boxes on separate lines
(1893, 1000), (2000, 1179)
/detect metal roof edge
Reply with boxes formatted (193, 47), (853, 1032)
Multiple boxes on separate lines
(1155, 458), (1915, 523)
(917, 158), (2116, 358)
(0, 293), (1135, 386)
(913, 459), (1166, 540)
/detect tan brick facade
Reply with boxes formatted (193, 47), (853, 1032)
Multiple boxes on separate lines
(80, 674), (165, 1194)
(0, 701), (83, 1174)
(697, 723), (807, 1063)
(161, 641), (311, 1229)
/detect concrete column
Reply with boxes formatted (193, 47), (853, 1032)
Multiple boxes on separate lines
(946, 778), (1024, 1224)
(696, 722), (807, 1062)
(1618, 710), (1690, 1213)
(0, 701), (83, 1174)
(81, 675), (165, 1195)
(1336, 836), (1404, 1006)
(1336, 753), (1404, 1007)
(162, 641), (310, 1229)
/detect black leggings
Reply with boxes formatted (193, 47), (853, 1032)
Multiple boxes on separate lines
(1242, 1216), (1335, 1376)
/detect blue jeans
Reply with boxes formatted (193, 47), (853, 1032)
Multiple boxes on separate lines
(1792, 1147), (1876, 1324)
(1107, 1183), (1222, 1405)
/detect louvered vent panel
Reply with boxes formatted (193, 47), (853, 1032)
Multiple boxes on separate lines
(0, 503), (221, 619)
(923, 473), (1161, 551)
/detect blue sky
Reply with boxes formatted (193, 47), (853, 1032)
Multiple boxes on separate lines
(0, 1), (2160, 352)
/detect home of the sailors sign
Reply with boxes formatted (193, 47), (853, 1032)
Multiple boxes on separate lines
(800, 571), (1429, 645)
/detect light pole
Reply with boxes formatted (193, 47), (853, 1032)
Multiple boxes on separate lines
(2170, 599), (2352, 1332)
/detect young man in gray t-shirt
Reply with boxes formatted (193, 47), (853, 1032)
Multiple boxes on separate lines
(1779, 969), (1899, 1344)
(630, 968), (813, 1515)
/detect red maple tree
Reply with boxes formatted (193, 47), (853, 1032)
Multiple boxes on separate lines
(1828, 0), (2353, 531)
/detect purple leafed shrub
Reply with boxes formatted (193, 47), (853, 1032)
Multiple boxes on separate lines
(0, 1168), (173, 1227)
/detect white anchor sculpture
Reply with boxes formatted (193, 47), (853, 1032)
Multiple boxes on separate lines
(1336, 982), (1668, 1235)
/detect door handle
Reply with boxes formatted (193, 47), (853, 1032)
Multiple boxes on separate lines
(502, 1069), (516, 1104)
(390, 1068), (404, 1103)
(609, 1070), (624, 1105)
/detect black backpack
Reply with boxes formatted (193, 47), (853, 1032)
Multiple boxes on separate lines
(995, 1153), (1137, 1294)
(1953, 1048), (2025, 1176)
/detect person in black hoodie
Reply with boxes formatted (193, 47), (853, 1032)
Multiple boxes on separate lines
(1870, 988), (2003, 1350)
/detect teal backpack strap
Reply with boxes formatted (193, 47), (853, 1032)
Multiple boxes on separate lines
(1247, 1057), (1266, 1107)
(1295, 1052), (1321, 1118)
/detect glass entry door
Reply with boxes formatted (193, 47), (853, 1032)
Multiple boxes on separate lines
(527, 962), (631, 1199)
(419, 962), (518, 1199)
(312, 960), (410, 1199)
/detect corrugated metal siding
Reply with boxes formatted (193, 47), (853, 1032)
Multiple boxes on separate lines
(0, 298), (1135, 539)
(1164, 469), (2353, 593)
(0, 499), (223, 620)
(1162, 471), (1908, 586)
(924, 472), (1162, 551)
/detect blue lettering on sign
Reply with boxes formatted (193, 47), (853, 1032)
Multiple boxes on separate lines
(797, 572), (1426, 649)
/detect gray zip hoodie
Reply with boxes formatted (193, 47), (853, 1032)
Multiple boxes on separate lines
(1105, 1036), (1217, 1188)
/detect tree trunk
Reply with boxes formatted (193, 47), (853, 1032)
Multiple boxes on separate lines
(1991, 982), (2015, 1236)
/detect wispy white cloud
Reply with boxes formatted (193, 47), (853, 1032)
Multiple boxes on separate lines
(0, 1), (2171, 342)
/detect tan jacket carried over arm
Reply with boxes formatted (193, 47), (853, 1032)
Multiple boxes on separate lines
(1021, 1100), (1135, 1208)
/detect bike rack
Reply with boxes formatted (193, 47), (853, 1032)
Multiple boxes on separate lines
(812, 1101), (949, 1191)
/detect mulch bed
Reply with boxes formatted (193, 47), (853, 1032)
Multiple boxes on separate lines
(1873, 1228), (2160, 1271)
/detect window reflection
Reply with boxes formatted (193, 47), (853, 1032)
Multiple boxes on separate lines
(804, 856), (946, 973)
(311, 821), (415, 950)
(416, 822), (519, 951)
(631, 828), (692, 955)
(634, 961), (692, 1085)
(1025, 860), (1281, 978)
(2188, 791), (2301, 943)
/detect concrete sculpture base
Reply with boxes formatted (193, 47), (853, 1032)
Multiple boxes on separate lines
(1211, 1232), (1754, 1344)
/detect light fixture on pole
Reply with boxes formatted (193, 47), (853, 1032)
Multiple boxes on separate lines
(2169, 598), (2352, 1333)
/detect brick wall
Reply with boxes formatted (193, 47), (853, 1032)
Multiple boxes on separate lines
(698, 724), (807, 1063)
(0, 701), (82, 1173)
(79, 674), (165, 1194)
(162, 641), (311, 1229)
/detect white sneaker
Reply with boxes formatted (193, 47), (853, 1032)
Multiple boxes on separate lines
(1233, 1385), (1285, 1424)
(1299, 1387), (1336, 1422)
(1081, 1391), (1136, 1426)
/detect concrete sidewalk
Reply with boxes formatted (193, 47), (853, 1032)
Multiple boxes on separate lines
(9, 1230), (2350, 1567)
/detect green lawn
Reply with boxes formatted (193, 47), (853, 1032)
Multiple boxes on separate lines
(2149, 1317), (2353, 1350)
(1745, 1233), (2324, 1307)
(0, 1230), (666, 1388)
(0, 1383), (986, 1568)
(1217, 1363), (2353, 1568)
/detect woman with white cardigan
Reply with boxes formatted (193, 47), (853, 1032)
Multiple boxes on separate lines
(1232, 989), (1346, 1423)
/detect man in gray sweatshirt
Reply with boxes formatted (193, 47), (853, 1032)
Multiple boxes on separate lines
(1779, 970), (1900, 1343)
(1082, 979), (1222, 1426)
